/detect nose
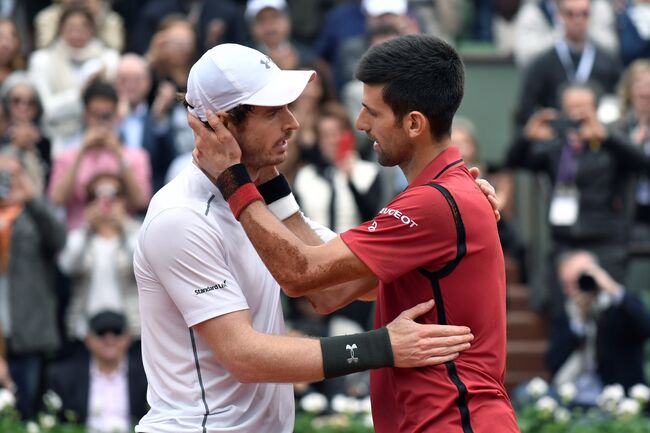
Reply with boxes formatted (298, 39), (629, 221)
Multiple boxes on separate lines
(282, 106), (299, 132)
(355, 107), (368, 132)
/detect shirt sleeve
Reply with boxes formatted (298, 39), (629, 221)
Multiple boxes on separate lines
(340, 186), (458, 283)
(140, 207), (249, 327)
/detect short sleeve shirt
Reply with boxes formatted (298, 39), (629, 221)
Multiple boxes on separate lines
(340, 147), (519, 433)
(134, 164), (293, 433)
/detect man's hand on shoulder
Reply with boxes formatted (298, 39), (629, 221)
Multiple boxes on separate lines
(386, 299), (473, 368)
(469, 166), (501, 222)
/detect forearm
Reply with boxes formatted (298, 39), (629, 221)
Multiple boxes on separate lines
(50, 157), (82, 205)
(306, 277), (377, 315)
(121, 164), (149, 210)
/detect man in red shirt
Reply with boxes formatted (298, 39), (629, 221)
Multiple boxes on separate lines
(191, 34), (519, 433)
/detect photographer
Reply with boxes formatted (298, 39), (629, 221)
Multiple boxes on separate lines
(58, 172), (141, 345)
(546, 250), (650, 405)
(48, 81), (151, 230)
(506, 83), (650, 308)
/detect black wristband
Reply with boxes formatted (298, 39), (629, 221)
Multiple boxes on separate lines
(257, 174), (292, 205)
(320, 327), (394, 379)
(216, 164), (252, 200)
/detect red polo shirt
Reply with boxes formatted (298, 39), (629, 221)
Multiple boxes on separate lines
(340, 147), (519, 433)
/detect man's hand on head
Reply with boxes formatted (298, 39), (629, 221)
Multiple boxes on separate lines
(188, 110), (243, 181)
(469, 167), (501, 222)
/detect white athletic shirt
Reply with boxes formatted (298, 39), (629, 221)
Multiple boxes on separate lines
(134, 164), (307, 433)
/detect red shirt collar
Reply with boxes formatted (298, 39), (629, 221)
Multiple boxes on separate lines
(408, 146), (464, 189)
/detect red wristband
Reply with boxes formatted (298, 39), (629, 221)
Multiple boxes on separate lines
(228, 183), (262, 220)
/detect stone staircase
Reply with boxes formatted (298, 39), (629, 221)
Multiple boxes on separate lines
(504, 278), (551, 393)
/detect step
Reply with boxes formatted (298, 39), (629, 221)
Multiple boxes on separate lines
(506, 284), (530, 311)
(506, 340), (548, 372)
(507, 311), (548, 340)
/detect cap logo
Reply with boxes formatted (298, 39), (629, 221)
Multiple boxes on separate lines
(260, 56), (272, 69)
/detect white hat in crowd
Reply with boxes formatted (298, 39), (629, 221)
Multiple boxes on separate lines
(185, 44), (314, 122)
(245, 0), (287, 20)
(362, 0), (408, 16)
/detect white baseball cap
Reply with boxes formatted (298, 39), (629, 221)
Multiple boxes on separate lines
(245, 0), (287, 20)
(185, 44), (314, 122)
(362, 0), (408, 16)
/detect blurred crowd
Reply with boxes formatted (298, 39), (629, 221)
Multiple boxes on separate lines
(0, 0), (648, 431)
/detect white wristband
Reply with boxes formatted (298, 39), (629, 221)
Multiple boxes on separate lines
(267, 193), (300, 221)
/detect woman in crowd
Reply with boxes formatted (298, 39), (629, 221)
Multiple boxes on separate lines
(28, 5), (119, 155)
(0, 20), (25, 87)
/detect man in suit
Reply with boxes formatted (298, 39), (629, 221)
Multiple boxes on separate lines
(47, 311), (147, 432)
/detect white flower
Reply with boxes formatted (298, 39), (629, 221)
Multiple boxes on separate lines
(26, 421), (40, 433)
(617, 398), (641, 417)
(0, 388), (15, 411)
(39, 414), (56, 429)
(42, 390), (63, 412)
(330, 394), (360, 414)
(601, 384), (625, 402)
(629, 384), (650, 403)
(526, 377), (549, 398)
(299, 392), (328, 414)
(359, 396), (372, 414)
(362, 413), (374, 428)
(598, 384), (625, 413)
(535, 396), (558, 416)
(557, 382), (577, 404)
(554, 407), (571, 423)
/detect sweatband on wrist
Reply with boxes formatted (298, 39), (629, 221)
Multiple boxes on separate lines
(320, 327), (394, 379)
(257, 174), (300, 220)
(216, 164), (262, 219)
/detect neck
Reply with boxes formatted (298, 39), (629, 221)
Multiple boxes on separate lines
(94, 358), (121, 374)
(566, 36), (586, 50)
(401, 138), (452, 184)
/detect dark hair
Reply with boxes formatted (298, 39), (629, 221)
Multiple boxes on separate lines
(180, 92), (253, 128)
(365, 23), (401, 46)
(355, 34), (464, 139)
(83, 80), (118, 107)
(57, 5), (96, 38)
(557, 80), (603, 107)
(85, 172), (126, 202)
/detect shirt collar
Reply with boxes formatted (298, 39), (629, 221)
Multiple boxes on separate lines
(408, 146), (464, 188)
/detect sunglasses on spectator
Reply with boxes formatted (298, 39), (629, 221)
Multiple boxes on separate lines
(9, 97), (36, 107)
(94, 328), (125, 337)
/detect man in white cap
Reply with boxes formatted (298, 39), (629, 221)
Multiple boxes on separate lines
(133, 43), (498, 433)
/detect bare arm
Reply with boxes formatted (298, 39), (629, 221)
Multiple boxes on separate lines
(194, 300), (473, 383)
(50, 150), (84, 206)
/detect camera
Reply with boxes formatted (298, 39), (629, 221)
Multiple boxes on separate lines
(0, 170), (11, 200)
(550, 115), (584, 136)
(577, 273), (599, 293)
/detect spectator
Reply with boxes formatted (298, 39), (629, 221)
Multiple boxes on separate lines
(513, 0), (618, 68)
(58, 172), (141, 343)
(507, 83), (650, 308)
(115, 54), (176, 192)
(294, 104), (384, 233)
(246, 0), (315, 70)
(47, 311), (148, 433)
(28, 6), (120, 155)
(130, 0), (248, 55)
(513, 0), (621, 128)
(0, 329), (15, 392)
(613, 59), (650, 243)
(146, 17), (196, 157)
(48, 80), (151, 230)
(34, 0), (125, 52)
(0, 153), (65, 418)
(409, 0), (464, 44)
(615, 0), (650, 67)
(546, 250), (650, 405)
(0, 72), (51, 192)
(0, 19), (25, 86)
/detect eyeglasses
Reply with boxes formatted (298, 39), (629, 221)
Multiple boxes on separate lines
(561, 9), (590, 18)
(87, 111), (115, 123)
(9, 97), (36, 107)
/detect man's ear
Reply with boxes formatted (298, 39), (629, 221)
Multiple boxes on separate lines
(404, 111), (428, 139)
